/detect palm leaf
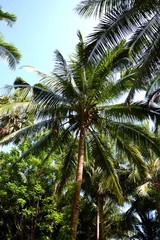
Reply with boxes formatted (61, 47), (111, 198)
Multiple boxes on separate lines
(0, 35), (21, 69)
(101, 101), (160, 122)
(89, 132), (123, 204)
(53, 49), (69, 79)
(75, 0), (132, 18)
(0, 7), (17, 26)
(145, 74), (160, 97)
(116, 139), (148, 179)
(0, 119), (54, 146)
(57, 141), (77, 193)
(77, 0), (160, 82)
(84, 6), (141, 62)
(107, 121), (160, 156)
(12, 131), (54, 164)
(0, 101), (30, 115)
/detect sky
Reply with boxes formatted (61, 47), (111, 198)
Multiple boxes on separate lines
(0, 0), (97, 90)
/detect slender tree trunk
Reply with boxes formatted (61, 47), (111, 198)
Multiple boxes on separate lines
(30, 216), (35, 240)
(97, 204), (100, 240)
(156, 200), (160, 225)
(70, 126), (85, 240)
(97, 194), (105, 240)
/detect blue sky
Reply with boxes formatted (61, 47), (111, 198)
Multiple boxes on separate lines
(0, 0), (97, 89)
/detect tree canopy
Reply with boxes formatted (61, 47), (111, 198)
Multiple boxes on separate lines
(1, 1), (160, 239)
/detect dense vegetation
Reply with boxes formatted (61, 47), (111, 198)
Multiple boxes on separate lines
(0, 1), (160, 239)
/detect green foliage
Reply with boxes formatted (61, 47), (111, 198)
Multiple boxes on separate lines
(0, 139), (72, 239)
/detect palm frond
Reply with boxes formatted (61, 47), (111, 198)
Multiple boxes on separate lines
(22, 65), (54, 83)
(32, 84), (63, 106)
(0, 101), (30, 116)
(0, 37), (21, 69)
(76, 0), (160, 82)
(146, 89), (160, 107)
(12, 131), (54, 164)
(0, 7), (17, 26)
(85, 41), (132, 103)
(23, 63), (82, 105)
(16, 126), (74, 169)
(107, 121), (160, 156)
(89, 132), (123, 204)
(138, 33), (160, 80)
(85, 6), (143, 62)
(57, 141), (77, 193)
(127, 13), (158, 56)
(101, 101), (160, 122)
(53, 49), (70, 80)
(75, 0), (132, 18)
(116, 139), (148, 179)
(74, 30), (86, 64)
(0, 119), (54, 146)
(136, 182), (150, 196)
(146, 74), (160, 97)
(37, 127), (73, 167)
(107, 71), (137, 101)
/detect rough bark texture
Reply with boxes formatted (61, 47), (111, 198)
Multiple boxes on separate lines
(70, 126), (85, 240)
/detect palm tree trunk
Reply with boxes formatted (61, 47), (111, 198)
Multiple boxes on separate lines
(30, 216), (35, 240)
(156, 201), (160, 225)
(97, 194), (105, 240)
(97, 204), (100, 240)
(70, 125), (85, 240)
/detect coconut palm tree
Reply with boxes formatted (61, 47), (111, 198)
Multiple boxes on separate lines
(1, 32), (160, 239)
(59, 133), (154, 240)
(136, 157), (160, 223)
(0, 7), (21, 69)
(76, 0), (160, 101)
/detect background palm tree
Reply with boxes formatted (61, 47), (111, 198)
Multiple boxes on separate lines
(120, 197), (160, 240)
(0, 85), (32, 141)
(136, 157), (160, 224)
(81, 160), (123, 240)
(1, 32), (160, 239)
